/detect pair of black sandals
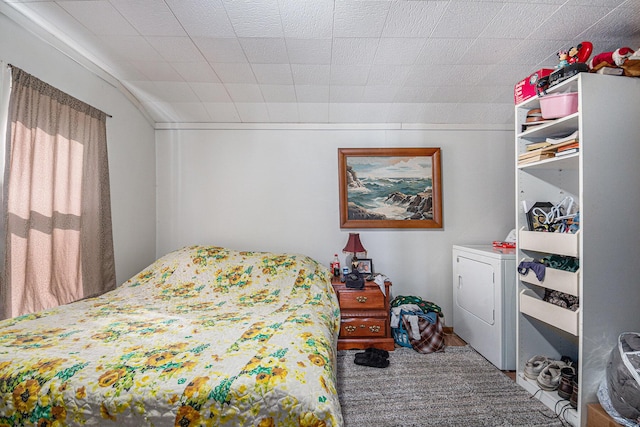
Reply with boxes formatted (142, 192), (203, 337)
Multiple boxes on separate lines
(354, 347), (390, 368)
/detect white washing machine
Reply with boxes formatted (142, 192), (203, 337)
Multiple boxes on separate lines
(452, 245), (516, 370)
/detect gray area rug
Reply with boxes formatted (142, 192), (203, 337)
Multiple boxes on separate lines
(336, 346), (564, 426)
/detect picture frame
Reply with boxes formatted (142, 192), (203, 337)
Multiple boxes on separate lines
(526, 202), (554, 231)
(355, 258), (373, 276)
(338, 147), (442, 229)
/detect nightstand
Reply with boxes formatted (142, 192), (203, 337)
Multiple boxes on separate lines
(331, 276), (394, 351)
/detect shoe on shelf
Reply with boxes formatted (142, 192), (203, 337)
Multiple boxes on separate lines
(524, 355), (550, 380)
(557, 366), (576, 399)
(537, 361), (568, 391)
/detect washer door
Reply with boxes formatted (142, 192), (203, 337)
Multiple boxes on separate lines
(455, 255), (495, 325)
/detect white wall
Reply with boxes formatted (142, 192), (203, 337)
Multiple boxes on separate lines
(156, 126), (515, 321)
(0, 12), (157, 285)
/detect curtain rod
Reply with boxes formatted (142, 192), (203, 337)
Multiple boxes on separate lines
(7, 63), (112, 118)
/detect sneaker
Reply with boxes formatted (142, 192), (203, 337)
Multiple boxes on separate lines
(537, 361), (568, 391)
(524, 355), (550, 380)
(557, 366), (576, 399)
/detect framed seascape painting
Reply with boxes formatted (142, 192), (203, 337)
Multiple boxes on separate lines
(338, 147), (443, 229)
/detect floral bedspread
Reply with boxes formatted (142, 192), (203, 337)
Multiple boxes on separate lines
(0, 246), (342, 426)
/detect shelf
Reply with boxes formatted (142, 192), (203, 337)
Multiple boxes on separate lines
(520, 289), (579, 336)
(518, 228), (580, 258)
(517, 112), (579, 139)
(519, 265), (579, 297)
(517, 152), (579, 170)
(516, 374), (578, 425)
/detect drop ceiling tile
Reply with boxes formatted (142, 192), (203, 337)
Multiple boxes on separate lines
(403, 65), (451, 86)
(129, 61), (184, 81)
(457, 38), (523, 66)
(334, 1), (390, 37)
(329, 86), (365, 103)
(266, 102), (299, 123)
(367, 65), (411, 86)
(329, 103), (391, 123)
(251, 64), (293, 85)
(223, 0), (283, 38)
(261, 85), (297, 103)
(124, 81), (161, 101)
(202, 103), (241, 122)
(382, 1), (449, 37)
(225, 84), (264, 102)
(239, 38), (288, 64)
(428, 85), (497, 103)
(332, 38), (379, 65)
(164, 0), (235, 37)
(480, 3), (549, 39)
(362, 85), (400, 103)
(394, 86), (436, 103)
(212, 63), (257, 84)
(286, 39), (332, 64)
(20, 2), (100, 44)
(330, 65), (371, 86)
(279, 0), (333, 38)
(235, 103), (270, 122)
(374, 38), (426, 65)
(415, 38), (476, 65)
(111, 62), (148, 81)
(100, 36), (164, 62)
(291, 64), (330, 85)
(146, 37), (205, 62)
(110, 0), (186, 36)
(189, 83), (231, 102)
(171, 62), (221, 83)
(142, 101), (210, 122)
(58, 0), (137, 36)
(295, 85), (330, 103)
(298, 103), (329, 123)
(431, 1), (504, 38)
(153, 82), (200, 102)
(193, 37), (247, 63)
(528, 5), (611, 40)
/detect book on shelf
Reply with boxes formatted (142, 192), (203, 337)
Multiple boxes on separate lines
(546, 130), (579, 144)
(518, 152), (556, 164)
(596, 67), (624, 75)
(556, 142), (580, 152)
(525, 141), (553, 151)
(555, 148), (579, 157)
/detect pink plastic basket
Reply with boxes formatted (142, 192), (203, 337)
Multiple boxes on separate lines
(539, 92), (578, 119)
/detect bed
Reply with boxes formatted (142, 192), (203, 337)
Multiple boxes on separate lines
(0, 245), (343, 426)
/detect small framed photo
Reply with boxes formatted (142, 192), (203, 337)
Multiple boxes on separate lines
(355, 258), (373, 275)
(526, 202), (554, 231)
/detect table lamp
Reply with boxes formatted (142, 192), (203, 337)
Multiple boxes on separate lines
(342, 233), (367, 273)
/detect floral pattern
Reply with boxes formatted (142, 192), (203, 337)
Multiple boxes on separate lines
(0, 246), (342, 426)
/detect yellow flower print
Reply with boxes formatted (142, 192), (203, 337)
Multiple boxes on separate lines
(0, 361), (11, 371)
(98, 368), (126, 387)
(308, 354), (325, 367)
(12, 335), (44, 346)
(257, 417), (275, 427)
(168, 394), (179, 405)
(299, 412), (327, 427)
(91, 331), (116, 341)
(146, 351), (173, 367)
(319, 376), (328, 393)
(33, 358), (66, 375)
(36, 419), (52, 427)
(255, 372), (271, 385)
(100, 402), (116, 421)
(51, 405), (67, 421)
(174, 404), (201, 427)
(271, 367), (287, 382)
(183, 376), (209, 399)
(76, 386), (86, 399)
(166, 342), (188, 352)
(13, 379), (40, 412)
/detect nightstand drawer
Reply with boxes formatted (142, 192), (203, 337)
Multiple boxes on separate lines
(338, 289), (385, 309)
(340, 317), (387, 337)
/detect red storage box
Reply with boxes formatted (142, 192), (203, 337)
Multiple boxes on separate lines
(539, 92), (578, 119)
(514, 68), (553, 104)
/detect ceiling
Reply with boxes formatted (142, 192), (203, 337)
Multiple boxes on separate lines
(2, 0), (640, 126)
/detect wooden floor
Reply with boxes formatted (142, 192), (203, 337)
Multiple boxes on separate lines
(444, 327), (516, 381)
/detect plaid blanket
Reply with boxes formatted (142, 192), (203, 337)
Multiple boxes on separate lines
(401, 313), (445, 354)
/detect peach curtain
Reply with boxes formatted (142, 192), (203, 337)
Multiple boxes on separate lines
(1, 66), (115, 319)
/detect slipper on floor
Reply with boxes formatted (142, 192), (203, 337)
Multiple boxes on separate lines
(355, 347), (389, 360)
(354, 352), (390, 368)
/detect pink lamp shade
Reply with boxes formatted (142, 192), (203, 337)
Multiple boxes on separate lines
(342, 233), (367, 257)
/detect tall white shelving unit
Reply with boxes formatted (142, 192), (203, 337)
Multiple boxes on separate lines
(514, 73), (640, 427)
